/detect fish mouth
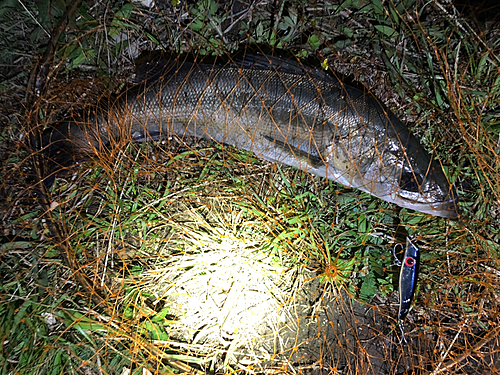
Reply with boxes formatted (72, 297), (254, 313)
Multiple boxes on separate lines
(394, 177), (460, 218)
(395, 198), (459, 218)
(428, 199), (460, 219)
(431, 185), (460, 219)
(394, 189), (460, 218)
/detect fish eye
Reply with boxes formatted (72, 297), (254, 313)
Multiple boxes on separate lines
(399, 172), (423, 193)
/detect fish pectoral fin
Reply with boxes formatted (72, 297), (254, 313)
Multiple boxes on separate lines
(262, 135), (324, 168)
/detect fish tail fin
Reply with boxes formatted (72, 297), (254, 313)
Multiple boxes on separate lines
(32, 120), (105, 187)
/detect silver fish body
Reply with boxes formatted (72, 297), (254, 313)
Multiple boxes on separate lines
(40, 52), (459, 218)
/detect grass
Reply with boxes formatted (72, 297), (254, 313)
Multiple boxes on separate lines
(1, 0), (500, 373)
(47, 142), (404, 372)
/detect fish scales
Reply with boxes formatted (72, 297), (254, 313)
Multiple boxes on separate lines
(127, 63), (336, 152)
(125, 61), (389, 181)
(38, 52), (459, 218)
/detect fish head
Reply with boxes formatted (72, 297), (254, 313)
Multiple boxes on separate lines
(395, 158), (459, 218)
(321, 89), (460, 218)
(371, 138), (459, 219)
(327, 129), (459, 219)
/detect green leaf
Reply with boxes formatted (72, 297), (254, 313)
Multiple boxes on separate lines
(114, 3), (134, 21)
(308, 34), (321, 49)
(371, 0), (384, 15)
(66, 48), (96, 71)
(0, 241), (31, 251)
(77, 2), (95, 23)
(374, 25), (398, 38)
(338, 25), (353, 39)
(191, 18), (203, 32)
(139, 320), (169, 341)
(359, 274), (378, 302)
(0, 0), (19, 18)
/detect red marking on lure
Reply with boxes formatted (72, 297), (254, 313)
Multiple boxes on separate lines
(398, 237), (420, 322)
(404, 257), (416, 267)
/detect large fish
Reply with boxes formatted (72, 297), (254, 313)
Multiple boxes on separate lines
(37, 51), (459, 218)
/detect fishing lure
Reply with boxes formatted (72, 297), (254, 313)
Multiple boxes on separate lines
(397, 237), (420, 322)
(390, 237), (421, 344)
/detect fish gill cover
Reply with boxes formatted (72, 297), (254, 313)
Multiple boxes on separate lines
(0, 0), (499, 374)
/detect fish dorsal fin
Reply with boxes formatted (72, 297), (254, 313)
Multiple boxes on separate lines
(231, 52), (336, 85)
(133, 49), (338, 86)
(133, 59), (181, 84)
